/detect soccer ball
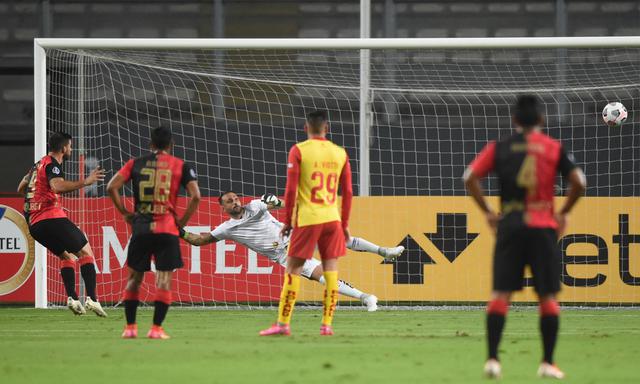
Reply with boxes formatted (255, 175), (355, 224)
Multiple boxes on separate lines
(602, 102), (628, 127)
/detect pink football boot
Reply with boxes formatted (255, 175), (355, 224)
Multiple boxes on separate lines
(121, 324), (138, 339)
(320, 325), (334, 336)
(147, 325), (171, 339)
(259, 323), (291, 336)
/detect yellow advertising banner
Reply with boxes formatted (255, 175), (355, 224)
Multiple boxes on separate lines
(296, 196), (640, 303)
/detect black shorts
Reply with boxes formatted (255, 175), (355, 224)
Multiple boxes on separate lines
(29, 218), (88, 257)
(127, 233), (183, 272)
(493, 226), (561, 295)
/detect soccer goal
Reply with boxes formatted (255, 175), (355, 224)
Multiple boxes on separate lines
(34, 37), (640, 308)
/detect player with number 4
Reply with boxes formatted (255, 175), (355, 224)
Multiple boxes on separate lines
(463, 95), (586, 379)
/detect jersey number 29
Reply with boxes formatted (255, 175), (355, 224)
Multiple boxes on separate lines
(310, 171), (337, 204)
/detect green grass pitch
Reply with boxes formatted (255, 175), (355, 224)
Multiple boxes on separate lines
(0, 307), (638, 383)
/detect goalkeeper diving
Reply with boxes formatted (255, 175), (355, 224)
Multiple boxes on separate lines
(180, 191), (405, 311)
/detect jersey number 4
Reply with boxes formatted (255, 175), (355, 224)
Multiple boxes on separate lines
(310, 171), (338, 204)
(139, 168), (171, 202)
(516, 154), (537, 195)
(26, 169), (38, 199)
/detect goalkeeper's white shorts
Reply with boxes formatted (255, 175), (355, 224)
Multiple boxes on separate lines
(301, 257), (321, 279)
(274, 254), (321, 279)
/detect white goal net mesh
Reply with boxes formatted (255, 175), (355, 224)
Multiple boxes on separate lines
(43, 45), (640, 307)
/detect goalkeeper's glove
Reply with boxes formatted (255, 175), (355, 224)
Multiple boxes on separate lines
(261, 193), (282, 207)
(178, 227), (189, 240)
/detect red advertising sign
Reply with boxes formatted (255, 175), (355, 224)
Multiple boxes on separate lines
(1, 196), (286, 304)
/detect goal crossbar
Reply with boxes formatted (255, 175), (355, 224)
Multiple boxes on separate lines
(35, 36), (640, 50)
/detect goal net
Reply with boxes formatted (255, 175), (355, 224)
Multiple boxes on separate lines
(38, 39), (640, 308)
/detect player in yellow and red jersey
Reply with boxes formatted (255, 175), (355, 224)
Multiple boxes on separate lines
(260, 110), (353, 337)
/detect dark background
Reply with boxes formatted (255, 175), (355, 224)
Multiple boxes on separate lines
(2, 0), (639, 197)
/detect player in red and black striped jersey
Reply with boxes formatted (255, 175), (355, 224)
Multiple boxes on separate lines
(464, 95), (586, 379)
(17, 132), (107, 317)
(107, 126), (200, 339)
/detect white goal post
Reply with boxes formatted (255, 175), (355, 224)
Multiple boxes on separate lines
(34, 37), (640, 308)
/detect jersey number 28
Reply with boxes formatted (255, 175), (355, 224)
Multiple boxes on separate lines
(139, 168), (171, 202)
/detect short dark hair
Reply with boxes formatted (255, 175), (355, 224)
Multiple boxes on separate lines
(218, 190), (237, 205)
(48, 132), (72, 152)
(306, 110), (328, 132)
(151, 126), (173, 150)
(513, 95), (542, 129)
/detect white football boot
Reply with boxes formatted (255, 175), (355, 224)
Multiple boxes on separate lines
(361, 294), (378, 312)
(484, 359), (502, 379)
(67, 297), (86, 315)
(382, 246), (405, 262)
(84, 297), (108, 317)
(537, 362), (565, 379)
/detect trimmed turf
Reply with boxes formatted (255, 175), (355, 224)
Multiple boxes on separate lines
(0, 308), (638, 383)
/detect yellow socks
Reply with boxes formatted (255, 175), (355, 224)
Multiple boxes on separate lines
(277, 273), (300, 325)
(322, 271), (338, 326)
(276, 271), (338, 327)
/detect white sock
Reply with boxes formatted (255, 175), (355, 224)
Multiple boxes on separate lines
(346, 236), (383, 256)
(318, 276), (365, 300)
